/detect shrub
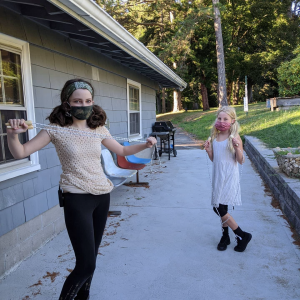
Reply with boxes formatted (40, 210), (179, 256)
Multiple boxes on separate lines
(278, 46), (300, 97)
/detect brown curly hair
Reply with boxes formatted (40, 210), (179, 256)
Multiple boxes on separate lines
(47, 79), (107, 129)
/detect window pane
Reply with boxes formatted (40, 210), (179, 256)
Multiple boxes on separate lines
(0, 49), (24, 106)
(0, 136), (3, 163)
(129, 102), (134, 111)
(0, 110), (28, 164)
(130, 100), (136, 111)
(0, 80), (3, 103)
(1, 110), (27, 134)
(3, 77), (23, 105)
(135, 89), (139, 110)
(134, 89), (138, 100)
(1, 50), (21, 76)
(3, 135), (14, 161)
(129, 87), (133, 99)
(129, 86), (139, 111)
(130, 112), (140, 135)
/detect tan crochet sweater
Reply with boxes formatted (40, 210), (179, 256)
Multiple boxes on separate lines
(46, 124), (114, 195)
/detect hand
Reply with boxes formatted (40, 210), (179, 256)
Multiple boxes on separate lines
(232, 137), (240, 148)
(204, 139), (212, 152)
(6, 119), (29, 135)
(145, 137), (157, 148)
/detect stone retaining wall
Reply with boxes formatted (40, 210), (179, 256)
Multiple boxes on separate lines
(244, 136), (300, 236)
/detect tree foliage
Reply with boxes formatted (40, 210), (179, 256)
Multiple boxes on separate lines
(95, 0), (300, 110)
(278, 46), (300, 96)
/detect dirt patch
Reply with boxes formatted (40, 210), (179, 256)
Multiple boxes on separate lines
(42, 271), (60, 283)
(105, 229), (117, 236)
(275, 276), (289, 288)
(58, 249), (72, 258)
(29, 280), (42, 288)
(99, 241), (111, 248)
(112, 222), (121, 228)
(66, 268), (73, 273)
(22, 296), (30, 300)
(32, 290), (41, 296)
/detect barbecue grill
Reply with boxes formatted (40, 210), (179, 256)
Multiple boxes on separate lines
(151, 121), (177, 160)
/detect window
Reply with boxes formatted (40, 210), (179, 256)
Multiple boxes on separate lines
(0, 33), (40, 182)
(0, 49), (28, 163)
(127, 79), (142, 138)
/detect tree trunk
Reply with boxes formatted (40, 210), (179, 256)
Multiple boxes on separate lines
(162, 88), (166, 113)
(232, 81), (236, 105)
(248, 81), (253, 103)
(173, 89), (182, 112)
(232, 79), (240, 105)
(227, 80), (233, 105)
(156, 91), (162, 113)
(212, 0), (228, 106)
(201, 82), (210, 111)
(178, 90), (182, 110)
(173, 89), (179, 112)
(236, 80), (240, 104)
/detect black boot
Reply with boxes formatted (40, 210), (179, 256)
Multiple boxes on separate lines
(217, 235), (230, 251)
(234, 232), (252, 252)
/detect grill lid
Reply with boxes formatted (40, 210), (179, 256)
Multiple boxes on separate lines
(152, 121), (176, 132)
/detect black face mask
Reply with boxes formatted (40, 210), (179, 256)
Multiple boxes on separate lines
(69, 105), (93, 120)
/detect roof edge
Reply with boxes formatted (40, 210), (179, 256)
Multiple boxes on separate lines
(48, 0), (187, 89)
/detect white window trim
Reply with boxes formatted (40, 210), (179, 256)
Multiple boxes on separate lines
(127, 79), (142, 140)
(0, 33), (40, 182)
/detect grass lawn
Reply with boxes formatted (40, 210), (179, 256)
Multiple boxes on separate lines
(157, 103), (300, 148)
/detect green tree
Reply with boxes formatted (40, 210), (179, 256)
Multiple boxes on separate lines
(222, 0), (300, 103)
(96, 0), (300, 110)
(278, 45), (300, 96)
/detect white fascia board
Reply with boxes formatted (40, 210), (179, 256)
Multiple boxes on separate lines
(48, 0), (187, 89)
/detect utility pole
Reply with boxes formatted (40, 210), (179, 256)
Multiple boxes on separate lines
(244, 76), (248, 116)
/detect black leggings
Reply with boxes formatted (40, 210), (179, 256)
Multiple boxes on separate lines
(213, 204), (228, 218)
(59, 193), (110, 300)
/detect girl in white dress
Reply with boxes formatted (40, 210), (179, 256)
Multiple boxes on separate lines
(204, 106), (252, 252)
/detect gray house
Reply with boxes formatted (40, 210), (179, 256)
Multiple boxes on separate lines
(0, 0), (186, 277)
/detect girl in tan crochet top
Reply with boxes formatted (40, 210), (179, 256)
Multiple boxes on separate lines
(7, 79), (156, 300)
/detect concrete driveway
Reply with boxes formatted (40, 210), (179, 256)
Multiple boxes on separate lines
(1, 133), (300, 300)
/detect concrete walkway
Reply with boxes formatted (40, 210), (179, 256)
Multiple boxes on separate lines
(172, 127), (202, 150)
(1, 130), (300, 300)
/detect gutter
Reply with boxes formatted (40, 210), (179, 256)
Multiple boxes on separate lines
(47, 0), (187, 89)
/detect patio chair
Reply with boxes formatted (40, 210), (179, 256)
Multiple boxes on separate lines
(101, 149), (137, 189)
(101, 149), (138, 215)
(123, 141), (152, 164)
(116, 155), (149, 187)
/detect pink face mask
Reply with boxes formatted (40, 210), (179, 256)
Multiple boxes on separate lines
(215, 121), (231, 131)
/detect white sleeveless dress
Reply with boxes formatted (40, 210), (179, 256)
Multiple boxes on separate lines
(211, 138), (242, 207)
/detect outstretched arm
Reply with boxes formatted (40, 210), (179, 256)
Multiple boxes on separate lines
(7, 119), (51, 159)
(102, 137), (157, 156)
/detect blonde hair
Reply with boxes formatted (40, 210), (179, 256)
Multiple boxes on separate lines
(210, 106), (240, 154)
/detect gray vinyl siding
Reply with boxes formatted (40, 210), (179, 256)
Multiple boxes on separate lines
(0, 6), (158, 237)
